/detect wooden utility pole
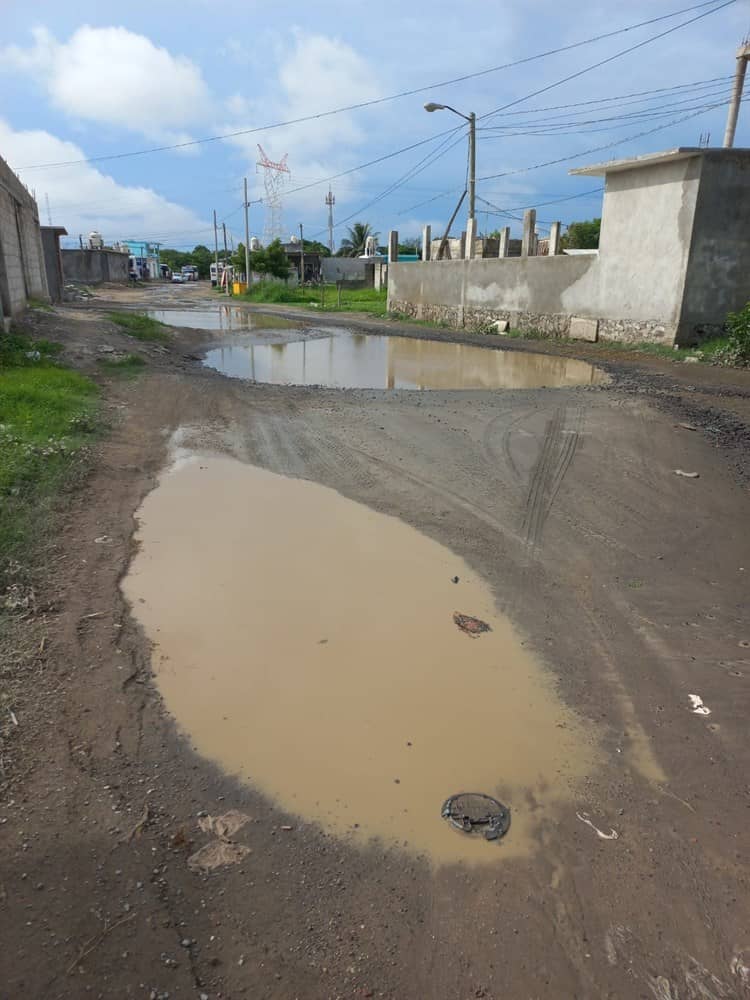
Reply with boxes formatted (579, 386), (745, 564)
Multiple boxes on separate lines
(299, 223), (305, 288)
(213, 210), (219, 287)
(243, 177), (251, 286)
(222, 222), (229, 295)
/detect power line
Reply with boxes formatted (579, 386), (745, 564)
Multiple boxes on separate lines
(14, 0), (732, 171)
(479, 0), (736, 126)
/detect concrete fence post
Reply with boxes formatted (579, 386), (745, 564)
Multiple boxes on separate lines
(522, 209), (537, 257)
(465, 217), (477, 259)
(498, 227), (510, 258)
(421, 224), (431, 262)
(549, 221), (562, 256)
(459, 231), (467, 260)
(388, 230), (399, 264)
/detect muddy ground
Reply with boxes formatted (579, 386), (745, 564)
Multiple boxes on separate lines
(1, 282), (749, 999)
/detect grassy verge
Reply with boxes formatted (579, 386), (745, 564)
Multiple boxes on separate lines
(0, 332), (100, 591)
(240, 282), (388, 316)
(107, 311), (171, 343)
(97, 354), (146, 377)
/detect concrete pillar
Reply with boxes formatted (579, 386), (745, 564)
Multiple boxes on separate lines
(465, 217), (477, 259)
(498, 227), (510, 258)
(521, 209), (536, 257)
(549, 221), (561, 256)
(421, 224), (431, 262)
(459, 231), (466, 260)
(388, 230), (398, 264)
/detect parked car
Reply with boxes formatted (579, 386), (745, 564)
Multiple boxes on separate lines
(181, 265), (199, 282)
(172, 272), (186, 283)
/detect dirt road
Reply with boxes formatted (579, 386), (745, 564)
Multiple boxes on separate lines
(2, 283), (749, 999)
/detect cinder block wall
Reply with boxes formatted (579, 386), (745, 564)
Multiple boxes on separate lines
(0, 154), (49, 322)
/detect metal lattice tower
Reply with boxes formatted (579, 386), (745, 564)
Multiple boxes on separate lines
(257, 145), (290, 244)
(325, 187), (335, 253)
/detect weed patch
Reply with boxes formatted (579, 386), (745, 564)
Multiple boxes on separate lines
(107, 311), (170, 343)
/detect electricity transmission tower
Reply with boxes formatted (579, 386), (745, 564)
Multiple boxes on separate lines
(256, 145), (290, 244)
(325, 187), (335, 253)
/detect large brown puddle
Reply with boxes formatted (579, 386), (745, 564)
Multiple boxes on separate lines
(123, 454), (598, 863)
(202, 330), (606, 390)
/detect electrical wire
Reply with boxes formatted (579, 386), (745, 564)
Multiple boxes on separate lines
(14, 0), (732, 171)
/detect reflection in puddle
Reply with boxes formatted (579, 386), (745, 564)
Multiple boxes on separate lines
(146, 308), (295, 331)
(203, 331), (606, 390)
(123, 455), (598, 863)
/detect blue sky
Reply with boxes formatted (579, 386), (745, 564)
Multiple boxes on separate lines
(1, 0), (748, 250)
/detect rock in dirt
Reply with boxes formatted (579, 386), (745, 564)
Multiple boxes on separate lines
(453, 613), (492, 637)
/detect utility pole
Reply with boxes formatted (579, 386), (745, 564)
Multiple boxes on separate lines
(213, 210), (219, 288)
(325, 187), (335, 253)
(243, 177), (251, 286)
(222, 221), (229, 295)
(299, 223), (305, 287)
(724, 40), (750, 148)
(468, 112), (476, 222)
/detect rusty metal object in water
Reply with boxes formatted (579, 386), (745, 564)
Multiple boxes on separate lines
(453, 612), (492, 638)
(442, 793), (511, 841)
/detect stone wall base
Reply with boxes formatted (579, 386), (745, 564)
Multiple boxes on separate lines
(389, 299), (677, 345)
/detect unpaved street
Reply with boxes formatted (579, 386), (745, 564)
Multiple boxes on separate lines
(2, 283), (749, 999)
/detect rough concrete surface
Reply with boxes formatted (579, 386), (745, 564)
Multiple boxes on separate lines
(1, 282), (749, 999)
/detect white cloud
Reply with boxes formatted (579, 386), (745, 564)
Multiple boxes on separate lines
(1, 119), (211, 247)
(2, 26), (211, 141)
(220, 32), (382, 229)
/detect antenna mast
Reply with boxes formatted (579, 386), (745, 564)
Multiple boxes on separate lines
(325, 187), (336, 253)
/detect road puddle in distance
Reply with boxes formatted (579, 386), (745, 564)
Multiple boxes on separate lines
(203, 330), (607, 390)
(123, 454), (598, 864)
(146, 308), (296, 332)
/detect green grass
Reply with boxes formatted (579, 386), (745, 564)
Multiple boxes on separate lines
(97, 354), (146, 377)
(26, 297), (53, 312)
(107, 311), (171, 343)
(0, 332), (99, 585)
(241, 282), (388, 315)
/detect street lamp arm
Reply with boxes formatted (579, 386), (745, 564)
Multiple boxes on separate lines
(423, 101), (471, 121)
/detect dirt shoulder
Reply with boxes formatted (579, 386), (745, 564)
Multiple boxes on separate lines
(1, 296), (749, 999)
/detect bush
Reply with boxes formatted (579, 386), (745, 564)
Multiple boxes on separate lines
(718, 303), (750, 366)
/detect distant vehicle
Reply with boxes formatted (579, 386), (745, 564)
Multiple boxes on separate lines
(210, 261), (227, 287)
(172, 272), (186, 283)
(181, 265), (199, 282)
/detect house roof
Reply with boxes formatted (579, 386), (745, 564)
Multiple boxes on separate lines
(570, 146), (750, 177)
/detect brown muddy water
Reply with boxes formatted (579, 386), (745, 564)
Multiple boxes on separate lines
(123, 453), (598, 863)
(201, 330), (606, 390)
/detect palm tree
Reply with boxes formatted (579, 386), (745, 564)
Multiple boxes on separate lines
(338, 222), (379, 257)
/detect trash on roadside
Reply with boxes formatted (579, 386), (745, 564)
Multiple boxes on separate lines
(187, 840), (251, 872)
(674, 470), (700, 479)
(576, 810), (619, 840)
(441, 793), (510, 841)
(675, 422), (698, 431)
(451, 576), (460, 584)
(688, 694), (711, 716)
(197, 810), (250, 838)
(453, 613), (492, 637)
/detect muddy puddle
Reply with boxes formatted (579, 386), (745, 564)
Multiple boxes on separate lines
(146, 307), (295, 332)
(202, 330), (606, 390)
(123, 454), (598, 864)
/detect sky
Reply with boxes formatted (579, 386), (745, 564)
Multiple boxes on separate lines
(1, 0), (748, 251)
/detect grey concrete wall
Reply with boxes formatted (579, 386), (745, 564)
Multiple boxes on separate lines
(41, 228), (64, 302)
(321, 257), (375, 285)
(389, 153), (740, 344)
(679, 151), (750, 342)
(61, 249), (129, 284)
(0, 154), (49, 323)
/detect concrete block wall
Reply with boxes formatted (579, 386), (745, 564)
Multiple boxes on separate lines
(0, 154), (49, 324)
(61, 249), (129, 284)
(390, 149), (750, 346)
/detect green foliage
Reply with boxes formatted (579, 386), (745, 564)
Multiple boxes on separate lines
(302, 239), (331, 257)
(338, 222), (379, 258)
(106, 311), (171, 343)
(0, 332), (99, 578)
(249, 239), (290, 279)
(561, 218), (601, 250)
(97, 354), (146, 376)
(242, 283), (387, 314)
(159, 244), (227, 279)
(718, 302), (750, 366)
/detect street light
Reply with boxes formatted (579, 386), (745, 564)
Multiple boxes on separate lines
(424, 102), (476, 222)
